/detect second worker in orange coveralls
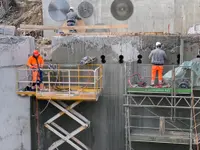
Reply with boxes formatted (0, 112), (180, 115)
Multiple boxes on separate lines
(149, 42), (167, 86)
(27, 50), (44, 91)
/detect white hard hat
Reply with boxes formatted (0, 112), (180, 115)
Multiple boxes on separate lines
(156, 42), (161, 46)
(69, 7), (74, 10)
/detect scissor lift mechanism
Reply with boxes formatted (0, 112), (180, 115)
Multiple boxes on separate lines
(45, 100), (90, 150)
(16, 64), (103, 150)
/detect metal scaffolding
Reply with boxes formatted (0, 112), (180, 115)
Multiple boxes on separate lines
(124, 63), (200, 150)
(16, 64), (103, 150)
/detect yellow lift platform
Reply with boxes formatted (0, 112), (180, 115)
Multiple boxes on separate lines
(16, 64), (103, 150)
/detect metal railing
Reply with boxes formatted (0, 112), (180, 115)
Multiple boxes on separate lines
(126, 64), (196, 92)
(16, 64), (103, 99)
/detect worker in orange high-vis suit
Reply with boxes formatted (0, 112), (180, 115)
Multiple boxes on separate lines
(149, 42), (167, 86)
(27, 50), (44, 91)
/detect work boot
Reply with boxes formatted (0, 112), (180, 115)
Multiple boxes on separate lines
(39, 83), (44, 90)
(158, 80), (163, 88)
(158, 80), (163, 85)
(31, 87), (36, 91)
(150, 80), (155, 86)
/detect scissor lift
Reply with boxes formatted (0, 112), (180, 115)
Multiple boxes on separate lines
(16, 64), (103, 150)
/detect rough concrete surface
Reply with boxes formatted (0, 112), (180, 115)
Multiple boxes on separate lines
(0, 36), (34, 150)
(31, 35), (200, 150)
(51, 35), (200, 64)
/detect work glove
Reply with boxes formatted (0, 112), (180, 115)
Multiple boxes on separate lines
(30, 65), (37, 69)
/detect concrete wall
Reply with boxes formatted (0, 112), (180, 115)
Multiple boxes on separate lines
(0, 36), (34, 150)
(31, 35), (200, 150)
(42, 0), (200, 37)
(174, 0), (200, 33)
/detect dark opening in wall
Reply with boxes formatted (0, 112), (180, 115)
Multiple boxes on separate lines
(101, 55), (106, 63)
(137, 54), (142, 64)
(119, 55), (124, 64)
(177, 54), (180, 64)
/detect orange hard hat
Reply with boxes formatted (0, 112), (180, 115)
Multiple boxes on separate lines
(33, 50), (39, 56)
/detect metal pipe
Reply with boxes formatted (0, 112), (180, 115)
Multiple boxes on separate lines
(180, 39), (184, 64)
(68, 70), (70, 95)
(127, 97), (131, 150)
(18, 68), (94, 72)
(189, 102), (193, 150)
(123, 104), (200, 109)
(129, 133), (191, 139)
(124, 63), (128, 150)
(172, 65), (176, 121)
(48, 72), (51, 92)
(42, 76), (99, 78)
(124, 94), (198, 99)
(125, 97), (128, 150)
(94, 66), (100, 72)
(129, 126), (190, 132)
(18, 81), (95, 84)
(124, 63), (127, 97)
(189, 70), (194, 150)
(129, 115), (192, 120)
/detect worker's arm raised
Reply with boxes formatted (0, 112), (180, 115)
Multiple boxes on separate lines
(149, 51), (153, 59)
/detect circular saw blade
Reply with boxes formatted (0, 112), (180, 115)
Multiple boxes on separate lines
(78, 1), (94, 18)
(111, 0), (134, 21)
(48, 0), (70, 21)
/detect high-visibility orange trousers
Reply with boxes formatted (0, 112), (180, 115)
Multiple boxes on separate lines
(32, 70), (44, 89)
(151, 65), (163, 84)
(32, 70), (40, 82)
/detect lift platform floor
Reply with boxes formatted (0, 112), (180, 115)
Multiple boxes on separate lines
(17, 89), (101, 101)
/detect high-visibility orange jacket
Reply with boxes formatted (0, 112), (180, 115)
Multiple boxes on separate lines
(27, 55), (44, 68)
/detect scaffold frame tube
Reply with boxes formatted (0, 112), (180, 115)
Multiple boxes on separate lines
(124, 95), (200, 109)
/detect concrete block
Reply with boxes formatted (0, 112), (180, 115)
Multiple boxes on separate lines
(0, 25), (16, 36)
(0, 36), (34, 150)
(0, 36), (34, 67)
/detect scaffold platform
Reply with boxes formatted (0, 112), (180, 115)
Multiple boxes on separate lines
(124, 63), (200, 150)
(16, 64), (103, 150)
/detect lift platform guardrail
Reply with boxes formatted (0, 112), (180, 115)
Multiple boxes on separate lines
(16, 64), (103, 101)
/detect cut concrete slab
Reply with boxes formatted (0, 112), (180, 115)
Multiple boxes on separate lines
(0, 36), (34, 67)
(0, 36), (34, 150)
(0, 25), (16, 36)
